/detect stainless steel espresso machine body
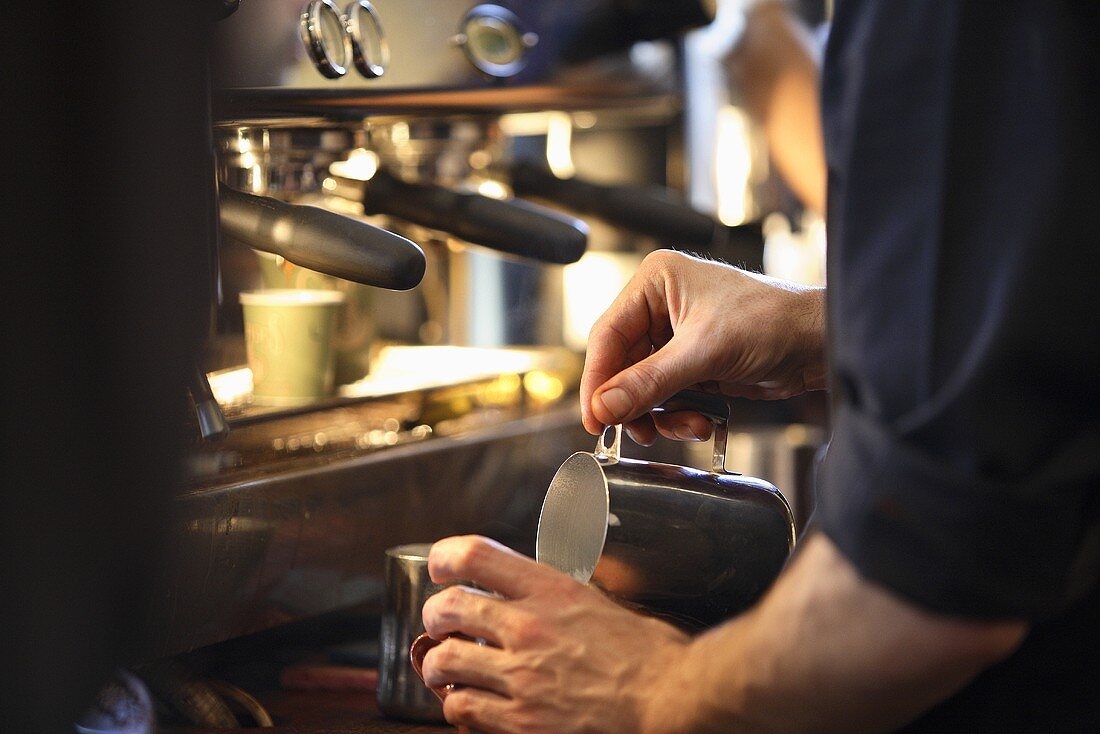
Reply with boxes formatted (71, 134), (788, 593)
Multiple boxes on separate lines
(212, 0), (709, 97)
(210, 0), (718, 351)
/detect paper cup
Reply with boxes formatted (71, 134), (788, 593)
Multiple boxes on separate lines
(239, 289), (346, 406)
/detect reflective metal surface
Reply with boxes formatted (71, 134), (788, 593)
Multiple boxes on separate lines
(135, 405), (588, 662)
(378, 544), (446, 723)
(707, 423), (826, 533)
(455, 5), (538, 78)
(190, 346), (580, 481)
(209, 1), (697, 122)
(218, 186), (426, 289)
(537, 391), (795, 630)
(215, 1), (670, 92)
(347, 0), (389, 79)
(299, 0), (351, 79)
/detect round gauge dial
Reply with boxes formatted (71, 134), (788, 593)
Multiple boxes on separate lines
(346, 1), (389, 78)
(300, 0), (350, 78)
(458, 5), (537, 78)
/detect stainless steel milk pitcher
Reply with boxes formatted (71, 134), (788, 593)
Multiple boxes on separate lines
(536, 390), (796, 630)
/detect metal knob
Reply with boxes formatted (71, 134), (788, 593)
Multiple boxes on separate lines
(300, 0), (350, 78)
(346, 0), (388, 78)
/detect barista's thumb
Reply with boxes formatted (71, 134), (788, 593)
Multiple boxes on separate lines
(591, 338), (700, 427)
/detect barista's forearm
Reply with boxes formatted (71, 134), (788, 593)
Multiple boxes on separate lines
(645, 534), (1027, 733)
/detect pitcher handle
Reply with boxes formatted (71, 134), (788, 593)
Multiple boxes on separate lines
(651, 389), (732, 474)
(410, 633), (472, 734)
(409, 633), (451, 702)
(594, 424), (622, 463)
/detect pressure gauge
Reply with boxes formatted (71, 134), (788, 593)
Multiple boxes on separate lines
(346, 1), (389, 78)
(455, 5), (538, 78)
(300, 0), (350, 78)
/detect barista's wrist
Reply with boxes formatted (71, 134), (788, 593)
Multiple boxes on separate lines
(793, 286), (827, 391)
(759, 279), (828, 393)
(639, 628), (749, 734)
(624, 619), (699, 734)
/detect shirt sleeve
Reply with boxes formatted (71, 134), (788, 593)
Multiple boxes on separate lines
(818, 401), (1100, 620)
(816, 0), (1100, 621)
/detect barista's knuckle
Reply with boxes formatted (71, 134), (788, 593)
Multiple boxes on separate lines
(429, 638), (459, 670)
(444, 691), (477, 723)
(465, 535), (494, 565)
(429, 537), (462, 578)
(641, 249), (676, 272)
(646, 248), (691, 275)
(443, 535), (484, 575)
(629, 360), (668, 396)
(421, 591), (441, 619)
(436, 586), (467, 620)
(421, 649), (443, 680)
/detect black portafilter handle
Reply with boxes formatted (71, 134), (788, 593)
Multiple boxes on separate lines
(218, 187), (426, 290)
(342, 169), (589, 265)
(511, 160), (721, 249)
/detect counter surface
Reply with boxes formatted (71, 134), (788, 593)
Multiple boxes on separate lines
(164, 688), (454, 733)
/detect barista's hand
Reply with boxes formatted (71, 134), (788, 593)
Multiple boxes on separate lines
(420, 536), (690, 734)
(581, 250), (825, 445)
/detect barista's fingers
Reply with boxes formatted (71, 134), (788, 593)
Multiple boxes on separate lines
(581, 294), (664, 435)
(441, 687), (512, 733)
(591, 335), (704, 428)
(653, 410), (714, 443)
(429, 536), (559, 599)
(422, 586), (509, 646)
(624, 415), (657, 447)
(581, 337), (634, 436)
(592, 340), (657, 444)
(420, 638), (508, 694)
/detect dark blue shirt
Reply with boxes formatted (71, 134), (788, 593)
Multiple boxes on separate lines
(817, 2), (1100, 729)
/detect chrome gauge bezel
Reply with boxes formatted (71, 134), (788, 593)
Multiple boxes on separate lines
(346, 0), (389, 78)
(456, 5), (537, 78)
(299, 0), (350, 78)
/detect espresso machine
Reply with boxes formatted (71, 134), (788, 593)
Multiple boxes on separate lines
(133, 0), (750, 671)
(206, 0), (777, 348)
